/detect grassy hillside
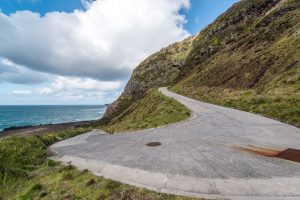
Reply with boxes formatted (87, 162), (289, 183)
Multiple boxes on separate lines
(0, 129), (197, 200)
(104, 0), (300, 128)
(2, 0), (299, 199)
(102, 37), (194, 123)
(101, 90), (190, 133)
(171, 0), (300, 127)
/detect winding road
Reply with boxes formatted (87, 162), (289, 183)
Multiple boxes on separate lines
(50, 87), (300, 200)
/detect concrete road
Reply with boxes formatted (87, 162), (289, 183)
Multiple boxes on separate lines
(50, 87), (300, 200)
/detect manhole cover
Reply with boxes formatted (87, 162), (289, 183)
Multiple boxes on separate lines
(146, 142), (161, 147)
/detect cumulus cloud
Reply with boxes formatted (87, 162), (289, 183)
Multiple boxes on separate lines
(38, 76), (122, 100)
(81, 0), (95, 9)
(0, 57), (49, 84)
(0, 0), (190, 82)
(39, 76), (121, 93)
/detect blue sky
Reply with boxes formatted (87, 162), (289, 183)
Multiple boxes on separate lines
(0, 0), (239, 105)
(0, 0), (85, 15)
(0, 0), (239, 34)
(182, 0), (239, 34)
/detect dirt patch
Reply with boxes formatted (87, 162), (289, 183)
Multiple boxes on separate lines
(235, 145), (300, 164)
(236, 145), (282, 157)
(276, 149), (300, 163)
(146, 142), (162, 147)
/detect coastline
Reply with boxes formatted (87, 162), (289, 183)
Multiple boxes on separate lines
(0, 120), (96, 138)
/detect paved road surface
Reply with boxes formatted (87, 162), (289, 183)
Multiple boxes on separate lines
(50, 87), (300, 200)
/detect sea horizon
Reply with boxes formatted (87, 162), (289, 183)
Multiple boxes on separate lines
(0, 105), (106, 131)
(0, 104), (104, 106)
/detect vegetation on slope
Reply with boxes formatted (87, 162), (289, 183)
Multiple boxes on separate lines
(2, 0), (299, 198)
(171, 0), (300, 127)
(2, 161), (195, 200)
(0, 129), (198, 200)
(102, 36), (194, 123)
(0, 128), (92, 177)
(104, 0), (300, 128)
(101, 90), (190, 133)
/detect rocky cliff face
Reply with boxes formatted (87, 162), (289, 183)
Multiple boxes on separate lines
(102, 0), (300, 126)
(103, 36), (194, 120)
(179, 0), (299, 90)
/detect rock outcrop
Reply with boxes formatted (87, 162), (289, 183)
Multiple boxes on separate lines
(102, 0), (300, 127)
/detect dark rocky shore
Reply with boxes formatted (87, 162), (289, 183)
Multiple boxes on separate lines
(0, 120), (95, 138)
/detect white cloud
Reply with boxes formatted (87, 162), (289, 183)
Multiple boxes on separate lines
(0, 0), (190, 82)
(0, 57), (49, 84)
(81, 0), (95, 9)
(38, 76), (121, 99)
(11, 90), (32, 95)
(41, 76), (121, 93)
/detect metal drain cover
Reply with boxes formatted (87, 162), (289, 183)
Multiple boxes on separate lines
(146, 142), (161, 147)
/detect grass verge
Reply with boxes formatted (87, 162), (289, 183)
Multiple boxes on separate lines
(1, 161), (197, 200)
(0, 100), (196, 199)
(101, 89), (190, 133)
(171, 84), (300, 127)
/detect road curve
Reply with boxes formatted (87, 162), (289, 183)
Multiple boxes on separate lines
(50, 87), (300, 200)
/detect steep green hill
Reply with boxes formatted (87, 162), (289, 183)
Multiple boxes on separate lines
(102, 0), (300, 129)
(100, 37), (194, 129)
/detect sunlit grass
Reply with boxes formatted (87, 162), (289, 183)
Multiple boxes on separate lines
(101, 89), (190, 133)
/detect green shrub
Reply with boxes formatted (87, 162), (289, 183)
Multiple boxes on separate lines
(210, 37), (221, 46)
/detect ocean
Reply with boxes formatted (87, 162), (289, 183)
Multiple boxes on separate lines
(0, 105), (106, 131)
